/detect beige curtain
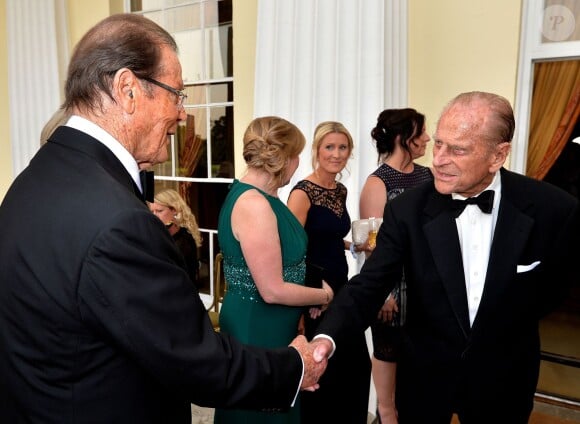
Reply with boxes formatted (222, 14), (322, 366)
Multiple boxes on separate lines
(526, 60), (580, 180)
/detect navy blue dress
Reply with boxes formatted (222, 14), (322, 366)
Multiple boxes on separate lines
(290, 180), (371, 424)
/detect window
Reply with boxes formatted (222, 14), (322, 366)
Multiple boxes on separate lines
(129, 0), (234, 303)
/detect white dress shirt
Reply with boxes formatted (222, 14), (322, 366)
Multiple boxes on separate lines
(453, 172), (502, 326)
(65, 115), (143, 192)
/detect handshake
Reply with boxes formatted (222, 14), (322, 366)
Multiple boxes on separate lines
(289, 335), (333, 391)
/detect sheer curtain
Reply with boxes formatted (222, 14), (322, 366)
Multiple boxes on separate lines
(254, 0), (408, 219)
(7, 0), (68, 178)
(526, 60), (580, 179)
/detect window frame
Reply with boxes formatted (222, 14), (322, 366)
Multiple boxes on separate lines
(127, 0), (234, 307)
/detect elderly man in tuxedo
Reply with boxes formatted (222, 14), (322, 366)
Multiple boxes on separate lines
(0, 13), (326, 423)
(312, 91), (579, 423)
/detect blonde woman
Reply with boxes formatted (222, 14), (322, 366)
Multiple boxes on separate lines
(149, 189), (202, 287)
(40, 107), (71, 145)
(287, 121), (370, 424)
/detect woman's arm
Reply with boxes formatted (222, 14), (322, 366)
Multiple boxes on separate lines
(232, 190), (332, 306)
(359, 175), (387, 220)
(286, 188), (310, 226)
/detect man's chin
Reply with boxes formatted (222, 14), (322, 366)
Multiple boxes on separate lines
(434, 180), (454, 195)
(152, 150), (170, 167)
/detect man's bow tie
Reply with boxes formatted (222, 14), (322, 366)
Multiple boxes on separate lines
(139, 170), (155, 203)
(450, 190), (494, 218)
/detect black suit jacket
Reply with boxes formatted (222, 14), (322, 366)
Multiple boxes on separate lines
(317, 168), (579, 423)
(0, 126), (302, 423)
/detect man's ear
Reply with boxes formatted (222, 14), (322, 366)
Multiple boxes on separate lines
(489, 142), (511, 172)
(113, 68), (137, 113)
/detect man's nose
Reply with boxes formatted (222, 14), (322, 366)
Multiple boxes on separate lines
(432, 147), (447, 165)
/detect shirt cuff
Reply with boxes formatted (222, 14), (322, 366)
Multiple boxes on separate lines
(290, 353), (304, 407)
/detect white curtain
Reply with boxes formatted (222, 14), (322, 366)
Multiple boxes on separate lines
(7, 0), (68, 177)
(255, 0), (407, 224)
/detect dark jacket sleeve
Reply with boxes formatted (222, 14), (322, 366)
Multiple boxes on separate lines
(78, 209), (302, 409)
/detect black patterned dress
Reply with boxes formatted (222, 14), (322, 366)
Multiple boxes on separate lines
(290, 179), (371, 424)
(370, 163), (433, 362)
(172, 227), (199, 288)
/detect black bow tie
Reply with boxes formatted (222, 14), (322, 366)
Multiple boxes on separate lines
(139, 170), (155, 203)
(450, 190), (494, 218)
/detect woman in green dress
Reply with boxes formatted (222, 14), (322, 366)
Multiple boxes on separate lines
(214, 116), (334, 424)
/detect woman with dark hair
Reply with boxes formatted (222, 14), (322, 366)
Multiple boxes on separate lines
(360, 108), (433, 424)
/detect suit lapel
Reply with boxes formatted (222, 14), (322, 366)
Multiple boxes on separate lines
(49, 126), (145, 202)
(423, 191), (471, 339)
(421, 170), (536, 338)
(471, 169), (534, 331)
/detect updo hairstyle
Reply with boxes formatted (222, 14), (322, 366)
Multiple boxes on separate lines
(243, 116), (306, 189)
(370, 108), (425, 163)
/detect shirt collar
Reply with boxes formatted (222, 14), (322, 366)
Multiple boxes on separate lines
(65, 115), (142, 190)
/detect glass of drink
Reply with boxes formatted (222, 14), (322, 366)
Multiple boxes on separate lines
(352, 219), (369, 249)
(367, 218), (379, 249)
(352, 218), (382, 251)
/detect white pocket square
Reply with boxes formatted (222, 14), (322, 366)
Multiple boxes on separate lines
(517, 261), (541, 273)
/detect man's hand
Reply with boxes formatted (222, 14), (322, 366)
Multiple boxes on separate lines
(289, 335), (328, 391)
(310, 337), (333, 362)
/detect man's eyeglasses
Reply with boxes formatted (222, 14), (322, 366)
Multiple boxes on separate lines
(141, 77), (187, 107)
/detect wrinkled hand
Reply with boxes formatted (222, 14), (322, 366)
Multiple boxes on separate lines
(311, 337), (333, 362)
(377, 295), (399, 322)
(289, 335), (328, 391)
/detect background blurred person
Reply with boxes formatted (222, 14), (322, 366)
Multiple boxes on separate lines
(359, 108), (432, 424)
(0, 14), (327, 423)
(149, 188), (203, 288)
(287, 120), (370, 423)
(40, 107), (71, 145)
(215, 116), (334, 424)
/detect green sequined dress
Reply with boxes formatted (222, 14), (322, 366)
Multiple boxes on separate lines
(214, 180), (307, 424)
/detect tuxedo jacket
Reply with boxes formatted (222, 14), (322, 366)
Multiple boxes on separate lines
(0, 126), (301, 423)
(317, 167), (579, 422)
